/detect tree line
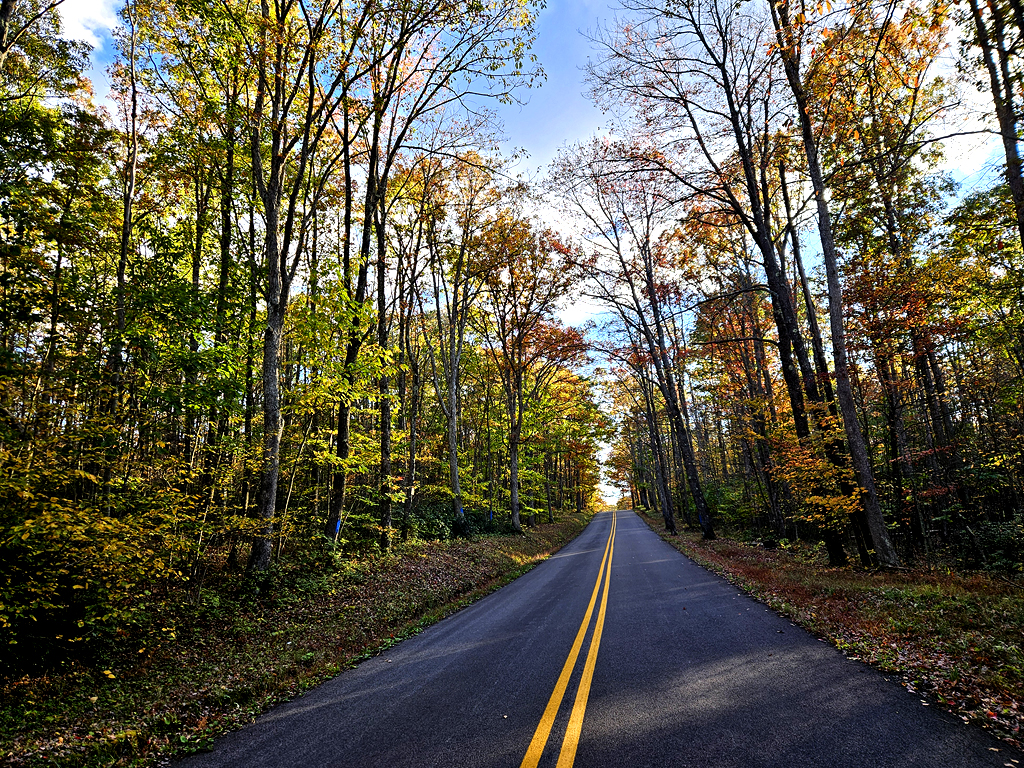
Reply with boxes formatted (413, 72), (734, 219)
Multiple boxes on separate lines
(4, 0), (1024, 673)
(557, 0), (1024, 569)
(0, 0), (608, 668)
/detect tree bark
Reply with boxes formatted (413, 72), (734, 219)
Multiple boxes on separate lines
(769, 1), (898, 566)
(967, 0), (1024, 249)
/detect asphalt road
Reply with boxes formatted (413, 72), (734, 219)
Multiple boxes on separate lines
(177, 510), (1023, 767)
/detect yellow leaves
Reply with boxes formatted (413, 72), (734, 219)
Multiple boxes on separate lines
(2, 458), (197, 647)
(769, 426), (859, 528)
(102, 670), (116, 679)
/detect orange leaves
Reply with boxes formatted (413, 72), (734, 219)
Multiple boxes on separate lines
(768, 421), (860, 529)
(805, 0), (951, 162)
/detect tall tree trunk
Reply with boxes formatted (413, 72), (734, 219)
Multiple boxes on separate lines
(248, 238), (284, 573)
(376, 201), (393, 549)
(780, 161), (836, 405)
(448, 367), (467, 534)
(247, 0), (293, 572)
(968, 0), (1024, 249)
(112, 1), (139, 384)
(401, 354), (420, 541)
(544, 453), (555, 523)
(639, 259), (715, 539)
(509, 413), (523, 531)
(639, 372), (677, 533)
(770, 2), (898, 566)
(199, 124), (237, 517)
(326, 399), (351, 541)
(326, 91), (372, 542)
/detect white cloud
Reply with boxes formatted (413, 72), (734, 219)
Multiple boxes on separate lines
(930, 25), (1005, 194)
(60, 0), (119, 51)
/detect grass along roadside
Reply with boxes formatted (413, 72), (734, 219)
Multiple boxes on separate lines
(635, 508), (1024, 748)
(1, 514), (592, 767)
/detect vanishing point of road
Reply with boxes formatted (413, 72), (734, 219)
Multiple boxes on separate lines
(177, 510), (1023, 767)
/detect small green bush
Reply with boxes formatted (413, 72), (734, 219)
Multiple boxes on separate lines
(974, 515), (1024, 572)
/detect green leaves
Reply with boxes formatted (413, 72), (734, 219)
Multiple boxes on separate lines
(0, 438), (196, 666)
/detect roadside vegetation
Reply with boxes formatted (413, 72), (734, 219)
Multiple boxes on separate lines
(636, 509), (1024, 749)
(2, 2), (606, 766)
(5, 0), (1024, 760)
(0, 515), (591, 767)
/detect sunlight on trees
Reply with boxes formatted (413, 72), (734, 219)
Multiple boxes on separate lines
(557, 0), (1024, 568)
(2, 0), (1024, 677)
(0, 0), (609, 672)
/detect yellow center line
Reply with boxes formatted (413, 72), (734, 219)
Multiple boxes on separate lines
(556, 511), (615, 768)
(519, 510), (617, 768)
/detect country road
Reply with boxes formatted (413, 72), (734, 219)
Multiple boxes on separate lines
(176, 510), (1023, 767)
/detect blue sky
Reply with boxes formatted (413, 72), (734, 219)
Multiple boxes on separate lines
(61, 0), (1000, 188)
(494, 0), (612, 174)
(62, 0), (615, 172)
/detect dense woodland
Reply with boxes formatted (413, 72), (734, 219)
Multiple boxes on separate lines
(1, 0), (1023, 675)
(0, 0), (608, 671)
(590, 0), (1024, 570)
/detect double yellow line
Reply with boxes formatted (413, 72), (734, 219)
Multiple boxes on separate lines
(520, 510), (617, 768)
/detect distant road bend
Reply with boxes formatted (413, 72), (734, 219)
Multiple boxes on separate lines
(178, 510), (1022, 767)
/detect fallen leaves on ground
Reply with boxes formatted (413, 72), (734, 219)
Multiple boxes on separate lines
(0, 517), (589, 767)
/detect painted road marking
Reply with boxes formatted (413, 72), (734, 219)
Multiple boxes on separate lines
(520, 510), (616, 768)
(556, 511), (615, 768)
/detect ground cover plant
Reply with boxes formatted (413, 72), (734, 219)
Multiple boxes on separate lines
(0, 515), (591, 767)
(636, 509), (1024, 749)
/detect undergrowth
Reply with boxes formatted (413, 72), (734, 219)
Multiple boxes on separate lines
(0, 514), (591, 767)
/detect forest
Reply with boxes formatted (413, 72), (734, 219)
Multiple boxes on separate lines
(588, 0), (1024, 572)
(0, 0), (609, 675)
(1, 0), (1023, 682)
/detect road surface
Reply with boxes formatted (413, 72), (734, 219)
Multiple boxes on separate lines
(177, 510), (1022, 767)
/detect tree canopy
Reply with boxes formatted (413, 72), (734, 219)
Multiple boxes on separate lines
(2, 0), (1024, 680)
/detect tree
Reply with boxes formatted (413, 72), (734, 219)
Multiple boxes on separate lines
(476, 212), (587, 531)
(0, 0), (84, 98)
(421, 156), (500, 536)
(236, 0), (386, 571)
(961, 0), (1024, 248)
(767, 0), (900, 565)
(551, 138), (716, 539)
(322, 0), (543, 547)
(584, 0), (862, 558)
(808, 0), (956, 555)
